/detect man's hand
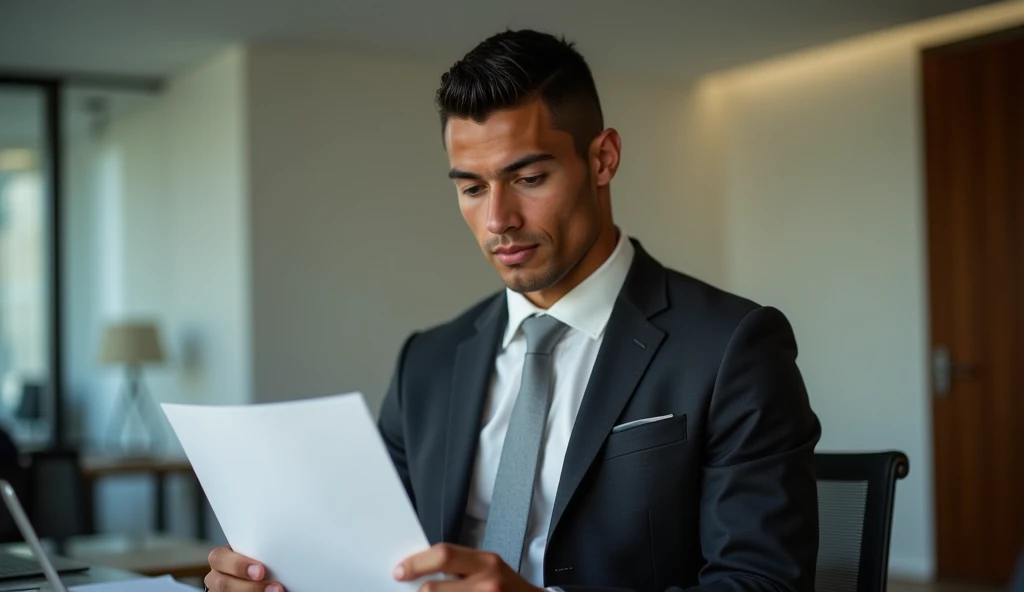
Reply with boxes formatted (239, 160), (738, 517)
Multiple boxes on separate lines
(205, 546), (285, 592)
(394, 543), (542, 591)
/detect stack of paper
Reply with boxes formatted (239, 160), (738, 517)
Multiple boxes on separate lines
(162, 393), (429, 591)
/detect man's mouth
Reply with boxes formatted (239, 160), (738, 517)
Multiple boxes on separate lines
(492, 244), (539, 266)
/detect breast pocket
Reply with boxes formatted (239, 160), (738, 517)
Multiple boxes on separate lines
(601, 414), (687, 461)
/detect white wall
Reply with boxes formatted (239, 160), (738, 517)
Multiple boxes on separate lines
(700, 2), (1024, 578)
(246, 46), (496, 411)
(597, 74), (726, 289)
(245, 46), (719, 412)
(161, 47), (251, 412)
(64, 46), (248, 539)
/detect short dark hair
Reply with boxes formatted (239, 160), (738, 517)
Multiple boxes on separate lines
(436, 29), (604, 158)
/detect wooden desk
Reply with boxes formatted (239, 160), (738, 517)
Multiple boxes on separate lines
(80, 454), (207, 539)
(63, 533), (214, 580)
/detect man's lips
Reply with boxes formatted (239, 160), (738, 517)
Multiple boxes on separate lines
(492, 244), (539, 265)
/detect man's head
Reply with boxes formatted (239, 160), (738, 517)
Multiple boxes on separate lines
(437, 30), (621, 307)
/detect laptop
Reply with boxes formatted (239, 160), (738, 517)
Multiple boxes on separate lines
(0, 479), (89, 591)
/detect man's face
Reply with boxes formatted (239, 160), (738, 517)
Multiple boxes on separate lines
(445, 99), (604, 295)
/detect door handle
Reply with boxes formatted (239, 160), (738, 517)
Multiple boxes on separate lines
(932, 345), (979, 397)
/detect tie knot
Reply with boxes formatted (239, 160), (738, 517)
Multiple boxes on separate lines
(521, 315), (569, 354)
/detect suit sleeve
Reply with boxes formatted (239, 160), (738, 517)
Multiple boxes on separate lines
(690, 306), (820, 592)
(556, 306), (819, 592)
(378, 332), (419, 508)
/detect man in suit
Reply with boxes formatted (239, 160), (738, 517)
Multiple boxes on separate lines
(206, 29), (820, 592)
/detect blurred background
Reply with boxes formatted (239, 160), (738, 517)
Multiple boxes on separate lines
(0, 0), (1021, 589)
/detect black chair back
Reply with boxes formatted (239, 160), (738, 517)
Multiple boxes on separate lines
(0, 426), (26, 543)
(814, 451), (909, 592)
(0, 463), (28, 543)
(25, 449), (90, 541)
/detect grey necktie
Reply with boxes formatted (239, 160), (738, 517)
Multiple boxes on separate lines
(482, 314), (570, 572)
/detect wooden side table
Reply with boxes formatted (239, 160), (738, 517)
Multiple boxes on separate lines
(79, 454), (207, 539)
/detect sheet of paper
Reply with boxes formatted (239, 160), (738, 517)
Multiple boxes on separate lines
(70, 575), (197, 590)
(162, 393), (429, 591)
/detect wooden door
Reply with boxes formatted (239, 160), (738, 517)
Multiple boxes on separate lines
(923, 27), (1024, 584)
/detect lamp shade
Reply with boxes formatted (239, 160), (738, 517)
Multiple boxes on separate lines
(100, 321), (166, 366)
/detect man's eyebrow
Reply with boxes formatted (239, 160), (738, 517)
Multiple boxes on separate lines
(448, 168), (481, 180)
(448, 153), (556, 180)
(499, 153), (556, 175)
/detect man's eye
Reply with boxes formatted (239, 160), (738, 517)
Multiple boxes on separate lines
(462, 185), (486, 196)
(518, 174), (546, 187)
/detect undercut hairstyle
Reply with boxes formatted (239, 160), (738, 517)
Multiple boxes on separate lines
(436, 29), (604, 158)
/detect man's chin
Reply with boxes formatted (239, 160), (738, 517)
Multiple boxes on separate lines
(499, 268), (559, 294)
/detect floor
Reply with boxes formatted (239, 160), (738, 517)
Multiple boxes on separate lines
(889, 580), (1003, 592)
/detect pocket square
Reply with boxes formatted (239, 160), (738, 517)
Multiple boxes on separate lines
(612, 414), (674, 433)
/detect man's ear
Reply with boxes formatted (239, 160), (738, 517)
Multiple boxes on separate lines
(590, 129), (621, 187)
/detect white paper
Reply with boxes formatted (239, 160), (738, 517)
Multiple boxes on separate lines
(70, 575), (197, 590)
(161, 393), (429, 591)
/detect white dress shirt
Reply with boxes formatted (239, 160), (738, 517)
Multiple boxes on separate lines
(460, 233), (635, 587)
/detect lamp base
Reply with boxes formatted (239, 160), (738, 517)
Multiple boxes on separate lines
(105, 365), (163, 453)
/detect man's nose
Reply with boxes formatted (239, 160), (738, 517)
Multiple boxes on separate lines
(485, 185), (523, 235)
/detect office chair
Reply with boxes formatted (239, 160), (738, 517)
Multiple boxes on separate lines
(0, 426), (27, 543)
(24, 450), (92, 542)
(814, 451), (909, 592)
(0, 465), (27, 543)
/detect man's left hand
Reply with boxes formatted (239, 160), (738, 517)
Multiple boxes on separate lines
(394, 543), (542, 591)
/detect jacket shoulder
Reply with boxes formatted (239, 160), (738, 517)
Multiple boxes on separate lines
(655, 268), (798, 358)
(661, 269), (761, 326)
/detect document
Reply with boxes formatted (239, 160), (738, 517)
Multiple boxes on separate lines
(70, 576), (197, 590)
(162, 393), (430, 591)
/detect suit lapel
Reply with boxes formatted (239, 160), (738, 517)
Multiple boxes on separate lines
(440, 295), (506, 543)
(548, 242), (668, 540)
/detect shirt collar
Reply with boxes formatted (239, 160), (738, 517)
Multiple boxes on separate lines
(502, 232), (635, 349)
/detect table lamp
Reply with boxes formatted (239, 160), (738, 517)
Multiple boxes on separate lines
(100, 321), (166, 452)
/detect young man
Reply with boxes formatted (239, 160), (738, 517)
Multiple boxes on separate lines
(206, 30), (820, 592)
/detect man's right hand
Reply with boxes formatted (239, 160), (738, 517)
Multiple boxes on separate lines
(206, 546), (285, 592)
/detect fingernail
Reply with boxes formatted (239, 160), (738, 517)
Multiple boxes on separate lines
(393, 564), (405, 580)
(247, 565), (260, 580)
(266, 585), (282, 592)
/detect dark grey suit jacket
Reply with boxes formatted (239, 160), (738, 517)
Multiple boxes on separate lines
(379, 240), (821, 591)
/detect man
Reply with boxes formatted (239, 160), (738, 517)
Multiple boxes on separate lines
(206, 29), (820, 592)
